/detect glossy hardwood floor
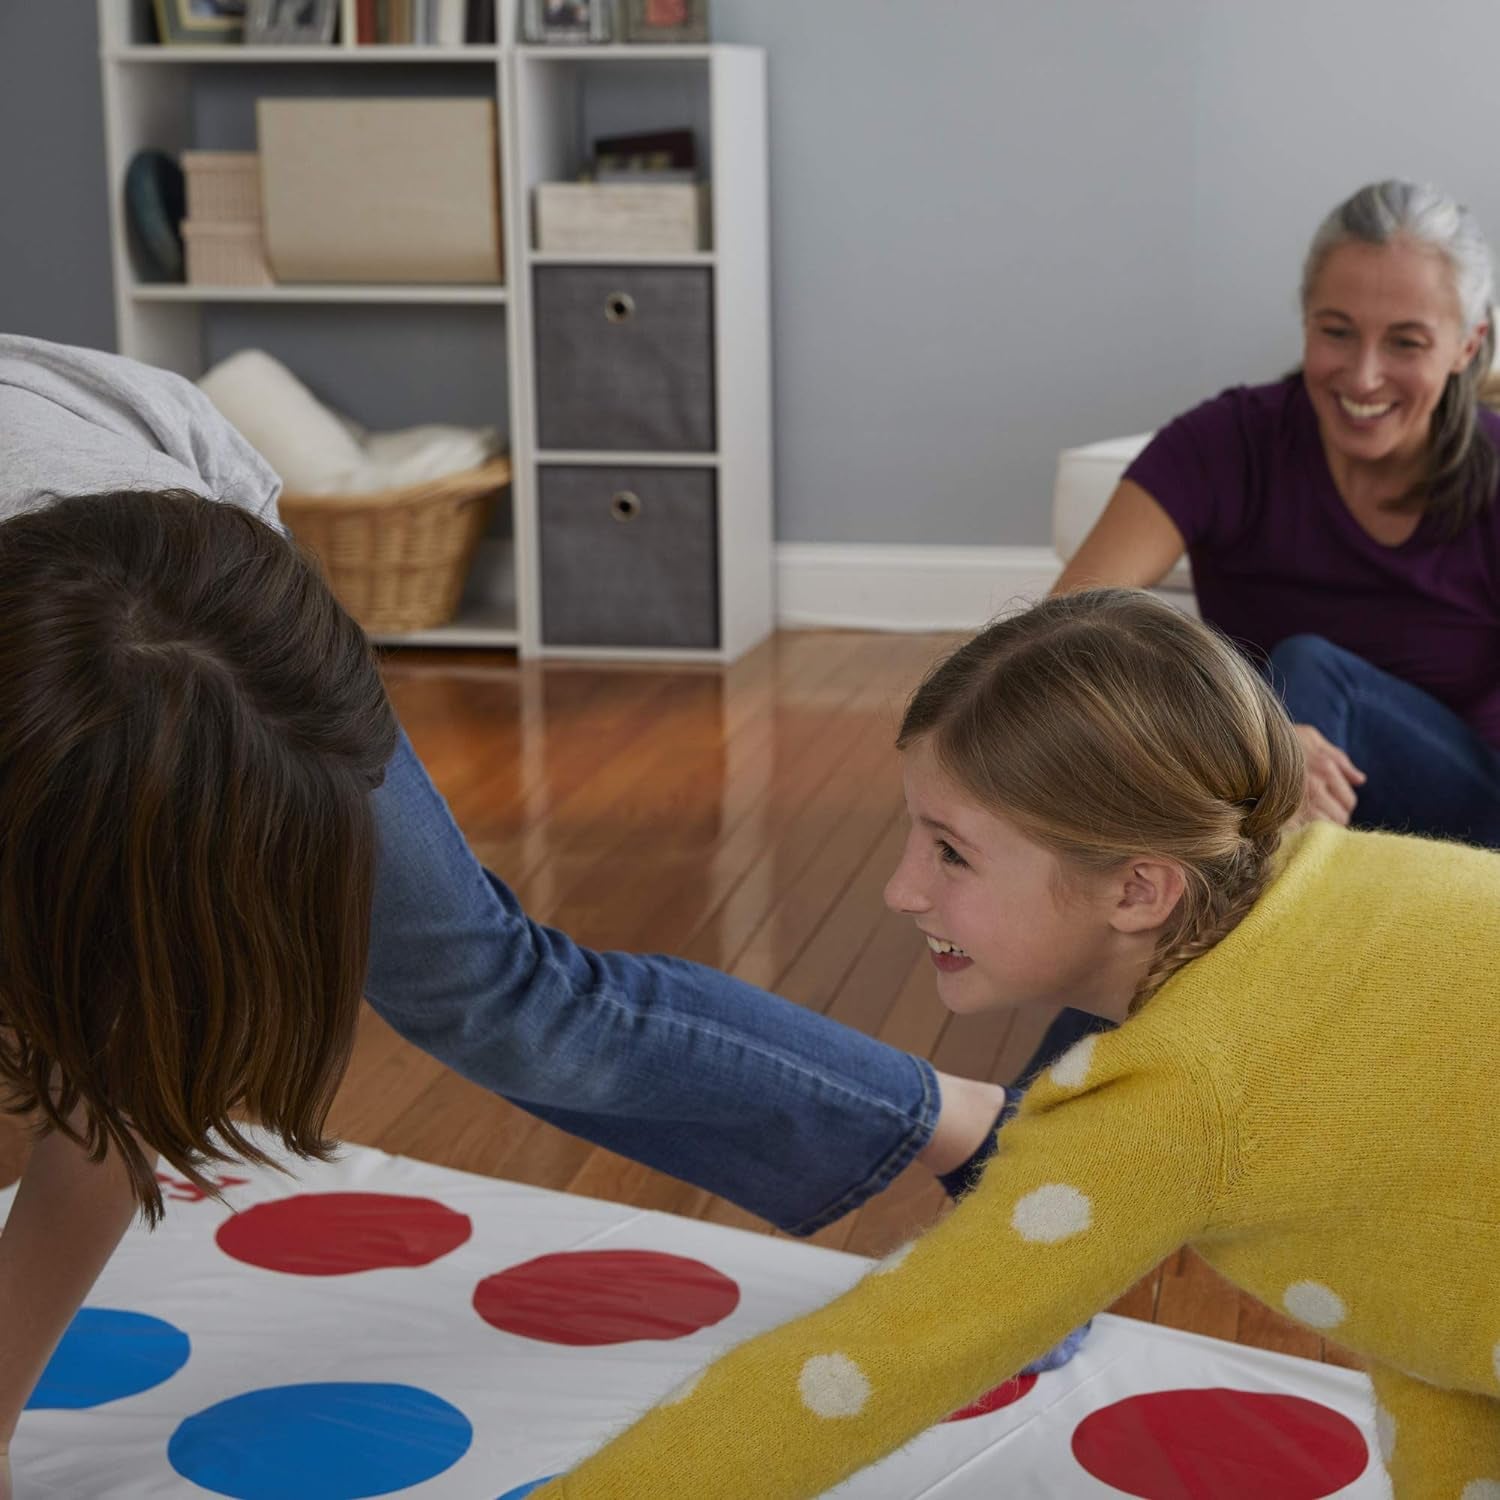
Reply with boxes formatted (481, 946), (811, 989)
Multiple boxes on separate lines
(0, 628), (1359, 1372)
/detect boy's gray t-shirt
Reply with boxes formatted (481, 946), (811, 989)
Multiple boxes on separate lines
(0, 333), (280, 521)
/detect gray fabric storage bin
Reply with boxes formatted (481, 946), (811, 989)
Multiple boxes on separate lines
(534, 267), (715, 452)
(539, 466), (719, 649)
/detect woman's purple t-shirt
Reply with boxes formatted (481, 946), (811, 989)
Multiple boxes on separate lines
(1124, 374), (1500, 747)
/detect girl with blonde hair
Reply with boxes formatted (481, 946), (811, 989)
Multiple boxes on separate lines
(539, 587), (1500, 1498)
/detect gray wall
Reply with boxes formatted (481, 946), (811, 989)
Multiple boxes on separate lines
(7, 1), (1500, 543)
(0, 2), (113, 350)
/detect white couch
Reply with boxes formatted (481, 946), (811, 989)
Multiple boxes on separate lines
(1051, 432), (1195, 597)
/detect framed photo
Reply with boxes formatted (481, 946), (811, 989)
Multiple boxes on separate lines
(245, 0), (339, 44)
(521, 0), (611, 44)
(152, 0), (247, 45)
(620, 0), (708, 44)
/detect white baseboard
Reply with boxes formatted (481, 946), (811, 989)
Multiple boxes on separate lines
(775, 543), (1060, 632)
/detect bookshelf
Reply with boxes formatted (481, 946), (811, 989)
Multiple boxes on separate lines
(96, 0), (771, 662)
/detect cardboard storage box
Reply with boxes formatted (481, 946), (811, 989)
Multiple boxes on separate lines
(534, 182), (709, 254)
(181, 151), (262, 223)
(257, 99), (503, 283)
(182, 221), (273, 286)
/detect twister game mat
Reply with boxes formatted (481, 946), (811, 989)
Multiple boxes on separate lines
(4, 1137), (1391, 1498)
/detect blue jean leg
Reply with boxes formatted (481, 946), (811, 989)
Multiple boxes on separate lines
(1269, 634), (1500, 848)
(361, 730), (940, 1236)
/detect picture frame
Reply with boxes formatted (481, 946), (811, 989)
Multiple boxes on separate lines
(620, 0), (708, 45)
(521, 0), (612, 44)
(245, 0), (340, 45)
(152, 0), (247, 45)
(592, 128), (697, 181)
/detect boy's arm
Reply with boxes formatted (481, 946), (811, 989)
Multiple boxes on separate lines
(539, 1034), (1225, 1500)
(0, 1123), (142, 1445)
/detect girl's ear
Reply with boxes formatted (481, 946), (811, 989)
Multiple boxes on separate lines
(1109, 858), (1185, 935)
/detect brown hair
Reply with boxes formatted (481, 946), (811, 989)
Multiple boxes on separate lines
(897, 590), (1304, 1011)
(0, 491), (397, 1222)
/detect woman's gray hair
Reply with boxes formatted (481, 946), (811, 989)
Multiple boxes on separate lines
(1301, 179), (1494, 331)
(1300, 179), (1498, 536)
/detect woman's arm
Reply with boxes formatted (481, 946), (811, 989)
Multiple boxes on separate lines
(1052, 479), (1188, 595)
(0, 1123), (142, 1446)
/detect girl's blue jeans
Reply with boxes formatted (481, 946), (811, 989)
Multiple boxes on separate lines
(362, 730), (940, 1237)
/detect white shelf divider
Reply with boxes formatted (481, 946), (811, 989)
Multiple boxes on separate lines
(527, 251), (714, 266)
(108, 46), (503, 63)
(533, 449), (721, 467)
(517, 44), (717, 61)
(132, 284), (509, 304)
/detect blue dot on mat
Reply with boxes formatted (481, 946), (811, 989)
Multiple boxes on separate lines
(497, 1481), (559, 1500)
(26, 1307), (191, 1409)
(168, 1382), (473, 1500)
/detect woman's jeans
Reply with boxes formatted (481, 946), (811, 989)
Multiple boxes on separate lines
(1269, 633), (1500, 848)
(362, 730), (940, 1236)
(1022, 631), (1500, 1080)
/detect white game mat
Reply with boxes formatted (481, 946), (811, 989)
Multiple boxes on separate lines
(4, 1136), (1389, 1498)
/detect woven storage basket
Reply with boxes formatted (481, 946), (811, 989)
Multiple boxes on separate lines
(279, 457), (511, 634)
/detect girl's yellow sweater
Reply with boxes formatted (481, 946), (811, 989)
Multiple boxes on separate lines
(540, 824), (1500, 1498)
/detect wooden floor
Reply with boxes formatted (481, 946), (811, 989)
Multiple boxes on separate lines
(1, 628), (1360, 1372)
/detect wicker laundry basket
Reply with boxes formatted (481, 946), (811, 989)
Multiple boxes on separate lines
(279, 457), (511, 634)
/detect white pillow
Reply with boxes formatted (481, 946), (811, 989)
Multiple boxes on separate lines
(340, 424), (501, 494)
(197, 349), (365, 494)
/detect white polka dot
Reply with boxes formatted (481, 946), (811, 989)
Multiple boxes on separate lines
(869, 1242), (914, 1277)
(1048, 1035), (1098, 1089)
(798, 1353), (871, 1419)
(1460, 1482), (1500, 1500)
(1374, 1403), (1395, 1464)
(1011, 1183), (1092, 1243)
(1282, 1280), (1346, 1331)
(660, 1369), (703, 1406)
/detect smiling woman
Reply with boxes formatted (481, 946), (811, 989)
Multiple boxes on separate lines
(1053, 179), (1500, 854)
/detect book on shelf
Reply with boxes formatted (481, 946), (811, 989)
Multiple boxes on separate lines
(465, 0), (497, 43)
(354, 0), (478, 44)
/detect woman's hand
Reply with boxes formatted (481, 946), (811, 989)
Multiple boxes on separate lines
(1292, 724), (1366, 826)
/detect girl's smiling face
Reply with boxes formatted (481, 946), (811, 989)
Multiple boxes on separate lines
(883, 737), (1129, 1017)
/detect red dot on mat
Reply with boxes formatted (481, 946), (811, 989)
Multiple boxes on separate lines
(215, 1192), (472, 1276)
(473, 1250), (740, 1346)
(944, 1373), (1037, 1422)
(1071, 1387), (1368, 1499)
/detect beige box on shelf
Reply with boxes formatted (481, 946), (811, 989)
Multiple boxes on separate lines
(182, 221), (274, 286)
(534, 182), (709, 254)
(181, 151), (262, 223)
(257, 99), (503, 283)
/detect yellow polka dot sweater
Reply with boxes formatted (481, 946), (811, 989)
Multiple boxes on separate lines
(537, 824), (1500, 1498)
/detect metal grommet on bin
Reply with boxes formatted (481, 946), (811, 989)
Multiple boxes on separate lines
(604, 291), (636, 323)
(610, 490), (642, 523)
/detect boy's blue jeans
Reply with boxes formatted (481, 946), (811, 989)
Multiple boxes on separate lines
(362, 730), (940, 1237)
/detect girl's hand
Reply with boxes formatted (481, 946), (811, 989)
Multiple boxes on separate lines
(1292, 723), (1365, 827)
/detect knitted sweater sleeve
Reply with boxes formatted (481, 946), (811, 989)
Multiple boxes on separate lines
(1366, 1363), (1500, 1492)
(536, 1031), (1224, 1500)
